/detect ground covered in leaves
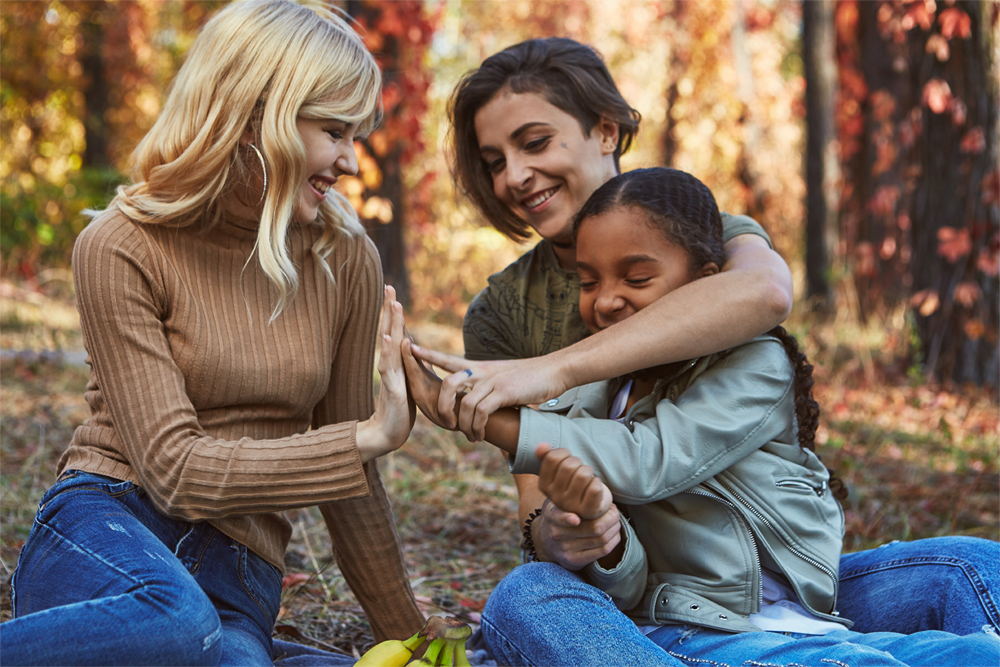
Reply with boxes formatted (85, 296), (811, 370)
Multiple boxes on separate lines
(1, 283), (996, 657)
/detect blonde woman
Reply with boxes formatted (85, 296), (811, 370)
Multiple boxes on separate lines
(0, 2), (422, 664)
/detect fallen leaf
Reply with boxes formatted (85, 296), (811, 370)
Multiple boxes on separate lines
(925, 33), (950, 61)
(977, 247), (999, 276)
(960, 127), (985, 153)
(964, 319), (986, 340)
(910, 289), (941, 316)
(922, 79), (952, 114)
(953, 282), (981, 308)
(938, 8), (971, 39)
(937, 226), (972, 263)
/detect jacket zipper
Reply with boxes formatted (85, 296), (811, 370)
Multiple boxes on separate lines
(775, 479), (827, 496)
(715, 477), (840, 607)
(688, 487), (764, 610)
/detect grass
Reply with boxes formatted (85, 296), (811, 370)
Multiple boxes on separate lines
(0, 281), (997, 656)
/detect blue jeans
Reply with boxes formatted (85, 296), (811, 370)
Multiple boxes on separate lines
(481, 562), (1000, 667)
(1, 471), (284, 666)
(272, 639), (356, 666)
(838, 537), (1000, 635)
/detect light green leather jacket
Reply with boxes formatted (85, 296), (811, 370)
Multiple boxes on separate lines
(510, 335), (850, 634)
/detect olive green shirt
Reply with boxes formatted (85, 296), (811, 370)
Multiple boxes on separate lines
(463, 213), (771, 360)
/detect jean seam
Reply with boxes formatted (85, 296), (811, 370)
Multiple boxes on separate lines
(186, 528), (217, 576)
(664, 648), (736, 666)
(839, 557), (1000, 626)
(480, 615), (539, 667)
(37, 483), (137, 514)
(235, 543), (275, 626)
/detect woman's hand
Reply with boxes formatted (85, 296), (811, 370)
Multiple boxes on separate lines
(409, 345), (570, 441)
(356, 286), (413, 462)
(401, 338), (456, 430)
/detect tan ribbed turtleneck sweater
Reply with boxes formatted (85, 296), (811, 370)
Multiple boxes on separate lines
(60, 208), (423, 641)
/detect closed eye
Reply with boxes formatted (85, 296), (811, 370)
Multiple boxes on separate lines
(485, 157), (505, 174)
(525, 136), (551, 152)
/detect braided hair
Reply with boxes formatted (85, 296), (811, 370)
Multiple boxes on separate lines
(573, 168), (847, 502)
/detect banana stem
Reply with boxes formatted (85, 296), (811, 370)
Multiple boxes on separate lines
(403, 631), (426, 652)
(454, 640), (471, 667)
(422, 638), (445, 665)
(439, 639), (456, 666)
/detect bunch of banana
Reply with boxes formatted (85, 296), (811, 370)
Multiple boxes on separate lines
(354, 629), (426, 667)
(405, 616), (472, 667)
(355, 616), (472, 667)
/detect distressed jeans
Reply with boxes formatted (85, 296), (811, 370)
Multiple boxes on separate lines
(480, 562), (1000, 667)
(1, 471), (283, 666)
(837, 536), (1000, 635)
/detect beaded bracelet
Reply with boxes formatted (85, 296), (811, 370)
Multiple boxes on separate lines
(520, 502), (548, 563)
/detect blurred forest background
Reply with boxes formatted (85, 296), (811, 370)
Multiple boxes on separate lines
(1, 0), (998, 655)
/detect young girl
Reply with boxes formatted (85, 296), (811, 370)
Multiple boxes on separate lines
(404, 168), (997, 666)
(0, 2), (420, 664)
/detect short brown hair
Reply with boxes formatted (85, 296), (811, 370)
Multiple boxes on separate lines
(449, 38), (641, 241)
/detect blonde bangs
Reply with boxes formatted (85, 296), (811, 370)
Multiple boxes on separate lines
(296, 25), (382, 137)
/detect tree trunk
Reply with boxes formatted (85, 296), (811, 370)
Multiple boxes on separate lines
(803, 0), (838, 306)
(661, 2), (688, 168)
(908, 1), (999, 386)
(732, 0), (767, 222)
(364, 144), (411, 310)
(346, 0), (411, 309)
(840, 0), (999, 386)
(79, 1), (111, 169)
(851, 0), (915, 314)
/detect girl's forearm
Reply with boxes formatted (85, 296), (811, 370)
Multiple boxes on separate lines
(482, 407), (521, 455)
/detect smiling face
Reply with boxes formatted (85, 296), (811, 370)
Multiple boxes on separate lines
(575, 206), (718, 334)
(474, 90), (620, 244)
(292, 116), (360, 223)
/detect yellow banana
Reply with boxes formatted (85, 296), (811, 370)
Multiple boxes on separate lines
(356, 630), (426, 667)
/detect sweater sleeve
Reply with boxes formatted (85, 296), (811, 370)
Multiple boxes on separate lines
(72, 216), (371, 521)
(511, 339), (796, 506)
(313, 236), (425, 642)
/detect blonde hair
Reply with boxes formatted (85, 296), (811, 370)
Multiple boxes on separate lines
(106, 0), (382, 317)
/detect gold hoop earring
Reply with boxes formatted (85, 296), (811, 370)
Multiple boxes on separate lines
(247, 142), (268, 206)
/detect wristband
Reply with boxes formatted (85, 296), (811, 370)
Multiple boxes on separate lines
(521, 507), (543, 563)
(520, 499), (549, 563)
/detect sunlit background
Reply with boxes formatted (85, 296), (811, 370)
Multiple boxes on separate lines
(1, 1), (997, 647)
(1, 0), (997, 384)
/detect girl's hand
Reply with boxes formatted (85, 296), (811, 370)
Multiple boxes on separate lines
(401, 338), (455, 430)
(534, 443), (623, 570)
(356, 286), (412, 462)
(532, 502), (622, 571)
(409, 346), (570, 442)
(535, 443), (613, 521)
